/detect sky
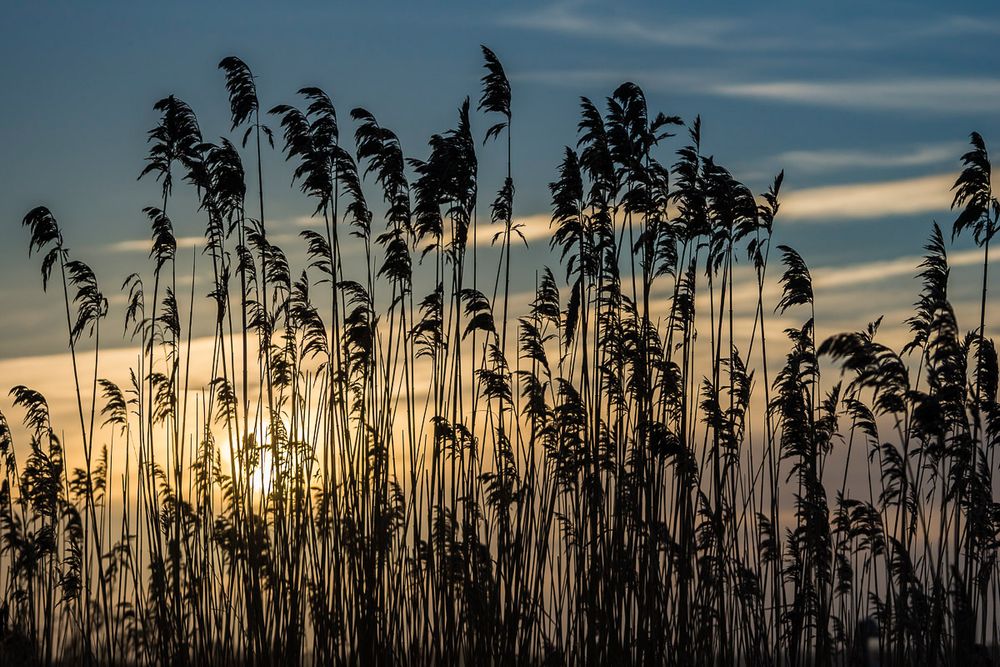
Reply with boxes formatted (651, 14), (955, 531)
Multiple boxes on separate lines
(2, 0), (1000, 433)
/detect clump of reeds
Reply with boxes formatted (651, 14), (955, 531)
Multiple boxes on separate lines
(0, 48), (998, 667)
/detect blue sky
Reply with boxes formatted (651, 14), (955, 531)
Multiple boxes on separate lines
(2, 0), (1000, 361)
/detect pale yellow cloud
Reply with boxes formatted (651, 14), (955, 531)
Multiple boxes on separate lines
(772, 143), (960, 173)
(503, 3), (741, 50)
(106, 231), (304, 254)
(713, 78), (1000, 113)
(474, 213), (552, 246)
(485, 173), (957, 235)
(780, 173), (955, 222)
(107, 236), (202, 253)
(811, 245), (998, 290)
(696, 244), (997, 315)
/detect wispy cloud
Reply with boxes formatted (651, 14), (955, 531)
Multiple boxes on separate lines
(501, 2), (745, 50)
(712, 78), (1000, 113)
(502, 3), (1000, 56)
(107, 236), (202, 253)
(492, 173), (954, 232)
(280, 215), (320, 228)
(474, 213), (552, 246)
(780, 173), (955, 223)
(516, 63), (1000, 116)
(512, 67), (707, 93)
(106, 232), (303, 254)
(770, 143), (961, 174)
(699, 244), (999, 339)
(810, 245), (996, 291)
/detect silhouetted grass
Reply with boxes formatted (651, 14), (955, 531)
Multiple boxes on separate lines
(0, 48), (998, 666)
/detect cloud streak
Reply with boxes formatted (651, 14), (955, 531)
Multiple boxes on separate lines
(108, 236), (202, 253)
(516, 63), (1000, 116)
(106, 232), (303, 254)
(780, 173), (955, 223)
(770, 143), (961, 174)
(810, 245), (998, 291)
(712, 78), (1000, 113)
(474, 213), (553, 247)
(503, 3), (1000, 57)
(501, 2), (746, 50)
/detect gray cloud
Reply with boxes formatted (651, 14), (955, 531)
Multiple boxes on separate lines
(769, 143), (962, 174)
(711, 78), (1000, 113)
